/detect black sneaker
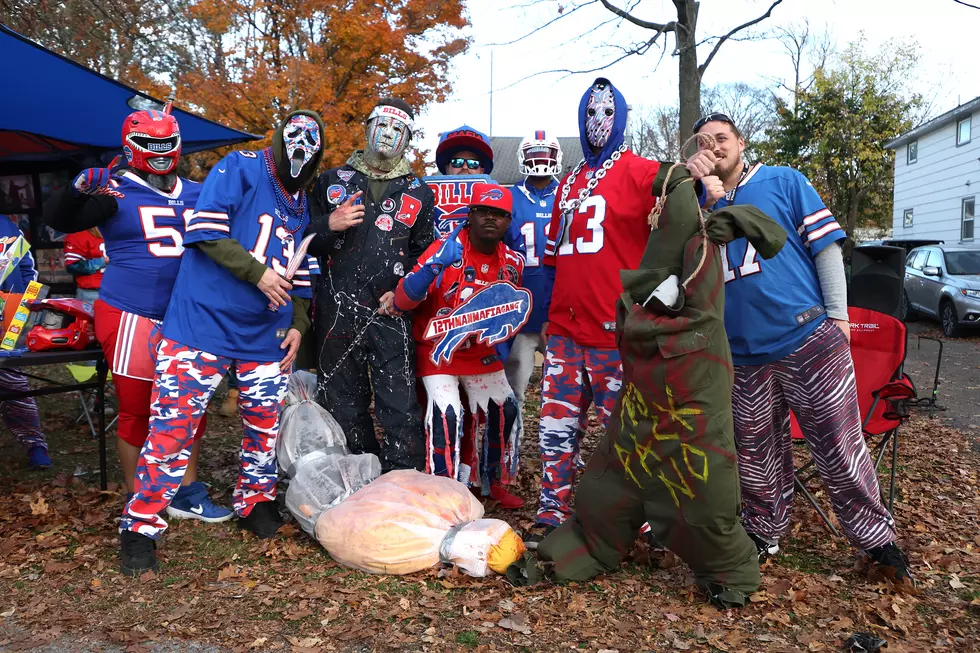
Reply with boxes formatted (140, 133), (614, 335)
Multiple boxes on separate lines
(523, 523), (556, 551)
(120, 531), (157, 577)
(238, 501), (283, 539)
(746, 531), (779, 564)
(866, 541), (915, 590)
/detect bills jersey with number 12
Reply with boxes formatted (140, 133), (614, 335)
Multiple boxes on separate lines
(162, 150), (315, 362)
(543, 150), (660, 348)
(98, 171), (201, 321)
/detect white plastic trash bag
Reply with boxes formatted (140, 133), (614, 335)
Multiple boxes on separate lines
(285, 451), (381, 535)
(277, 371), (349, 477)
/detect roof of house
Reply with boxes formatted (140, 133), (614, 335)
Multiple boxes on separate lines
(884, 95), (980, 150)
(490, 136), (585, 185)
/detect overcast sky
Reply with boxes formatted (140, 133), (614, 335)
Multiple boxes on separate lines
(414, 0), (979, 165)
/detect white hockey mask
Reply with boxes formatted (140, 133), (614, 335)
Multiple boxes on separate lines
(366, 105), (413, 160)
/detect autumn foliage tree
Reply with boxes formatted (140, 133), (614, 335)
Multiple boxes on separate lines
(1, 0), (468, 177)
(177, 0), (468, 175)
(762, 38), (924, 244)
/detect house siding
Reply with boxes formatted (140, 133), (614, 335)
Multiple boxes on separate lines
(892, 112), (980, 243)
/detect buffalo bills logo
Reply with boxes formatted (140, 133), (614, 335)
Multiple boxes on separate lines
(479, 188), (504, 202)
(424, 282), (532, 366)
(424, 174), (492, 237)
(337, 169), (356, 182)
(327, 184), (346, 204)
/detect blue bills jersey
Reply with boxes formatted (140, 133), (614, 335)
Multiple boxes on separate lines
(709, 163), (846, 365)
(509, 179), (557, 333)
(162, 149), (314, 362)
(98, 172), (200, 320)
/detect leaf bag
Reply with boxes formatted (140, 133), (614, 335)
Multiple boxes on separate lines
(314, 470), (525, 577)
(277, 371), (349, 477)
(285, 450), (382, 536)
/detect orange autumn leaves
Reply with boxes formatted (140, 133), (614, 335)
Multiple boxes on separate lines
(176, 0), (469, 176)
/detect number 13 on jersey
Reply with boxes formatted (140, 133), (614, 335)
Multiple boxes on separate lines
(557, 196), (606, 256)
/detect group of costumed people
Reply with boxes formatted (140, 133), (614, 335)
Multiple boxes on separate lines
(38, 75), (914, 606)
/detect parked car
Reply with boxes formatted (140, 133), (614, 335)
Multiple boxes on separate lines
(862, 237), (944, 253)
(903, 245), (980, 336)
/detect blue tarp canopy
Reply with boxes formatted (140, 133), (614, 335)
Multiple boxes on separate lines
(0, 25), (259, 164)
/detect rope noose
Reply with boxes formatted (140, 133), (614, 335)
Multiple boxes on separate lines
(645, 132), (718, 289)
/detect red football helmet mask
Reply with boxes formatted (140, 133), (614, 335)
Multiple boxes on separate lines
(121, 97), (182, 175)
(25, 299), (96, 352)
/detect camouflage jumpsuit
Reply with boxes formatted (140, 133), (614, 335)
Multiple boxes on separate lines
(537, 165), (787, 604)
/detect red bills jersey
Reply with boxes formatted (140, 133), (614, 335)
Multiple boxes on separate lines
(543, 150), (660, 348)
(410, 230), (524, 377)
(63, 230), (105, 289)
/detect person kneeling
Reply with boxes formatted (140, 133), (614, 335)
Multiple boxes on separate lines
(390, 183), (525, 508)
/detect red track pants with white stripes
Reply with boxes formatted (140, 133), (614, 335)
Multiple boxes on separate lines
(732, 320), (896, 550)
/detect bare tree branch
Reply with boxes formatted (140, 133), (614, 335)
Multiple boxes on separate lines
(599, 0), (676, 32)
(697, 0), (784, 76)
(491, 34), (663, 93)
(485, 0), (598, 47)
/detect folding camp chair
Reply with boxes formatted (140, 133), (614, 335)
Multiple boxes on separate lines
(791, 307), (916, 536)
(66, 362), (118, 438)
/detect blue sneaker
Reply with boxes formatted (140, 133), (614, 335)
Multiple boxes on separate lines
(166, 481), (233, 523)
(28, 446), (51, 470)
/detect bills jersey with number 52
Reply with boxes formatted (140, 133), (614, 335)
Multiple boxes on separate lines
(543, 150), (660, 348)
(162, 150), (315, 362)
(98, 171), (201, 321)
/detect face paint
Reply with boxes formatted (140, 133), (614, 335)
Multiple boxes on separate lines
(282, 115), (322, 178)
(366, 105), (413, 160)
(585, 82), (616, 149)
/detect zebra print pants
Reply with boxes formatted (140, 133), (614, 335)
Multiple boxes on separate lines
(732, 319), (895, 550)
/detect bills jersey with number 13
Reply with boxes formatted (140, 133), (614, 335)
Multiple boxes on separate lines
(162, 150), (316, 362)
(543, 150), (661, 348)
(98, 171), (201, 321)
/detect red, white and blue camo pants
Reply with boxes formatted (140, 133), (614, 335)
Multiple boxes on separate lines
(536, 334), (622, 527)
(733, 319), (896, 550)
(120, 339), (289, 539)
(0, 368), (45, 451)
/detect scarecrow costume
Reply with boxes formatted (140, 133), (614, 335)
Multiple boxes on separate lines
(535, 163), (787, 607)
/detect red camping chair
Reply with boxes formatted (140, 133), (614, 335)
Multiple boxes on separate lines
(790, 307), (916, 536)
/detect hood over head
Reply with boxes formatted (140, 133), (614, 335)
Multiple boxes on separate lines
(578, 77), (628, 168)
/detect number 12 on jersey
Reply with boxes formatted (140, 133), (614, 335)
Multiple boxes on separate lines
(720, 242), (761, 283)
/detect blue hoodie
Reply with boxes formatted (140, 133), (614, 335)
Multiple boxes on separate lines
(578, 77), (629, 168)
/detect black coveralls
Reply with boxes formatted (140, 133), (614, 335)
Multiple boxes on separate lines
(308, 165), (434, 472)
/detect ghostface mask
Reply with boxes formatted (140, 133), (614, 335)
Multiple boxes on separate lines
(272, 110), (325, 193)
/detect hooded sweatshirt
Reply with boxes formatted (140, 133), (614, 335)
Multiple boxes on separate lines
(542, 78), (663, 349)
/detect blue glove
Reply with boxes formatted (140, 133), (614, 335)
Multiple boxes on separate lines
(403, 221), (466, 301)
(72, 156), (126, 198)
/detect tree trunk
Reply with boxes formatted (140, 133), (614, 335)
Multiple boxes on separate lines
(675, 0), (700, 141)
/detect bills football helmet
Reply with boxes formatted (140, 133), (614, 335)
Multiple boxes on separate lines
(121, 96), (182, 175)
(518, 131), (562, 177)
(25, 299), (96, 352)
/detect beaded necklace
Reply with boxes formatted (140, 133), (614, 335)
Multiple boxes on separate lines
(263, 147), (308, 244)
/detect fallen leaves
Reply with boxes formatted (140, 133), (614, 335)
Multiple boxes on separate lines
(28, 495), (48, 516)
(497, 612), (531, 635)
(949, 574), (966, 590)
